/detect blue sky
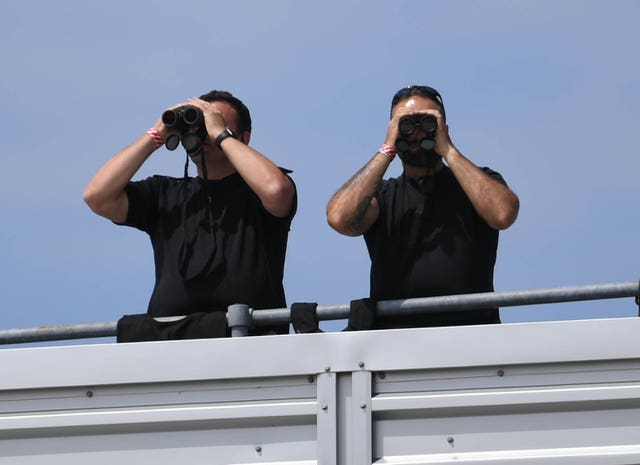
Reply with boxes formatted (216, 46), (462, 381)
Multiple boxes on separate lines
(1, 1), (639, 343)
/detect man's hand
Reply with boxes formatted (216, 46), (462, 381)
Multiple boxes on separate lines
(187, 98), (228, 144)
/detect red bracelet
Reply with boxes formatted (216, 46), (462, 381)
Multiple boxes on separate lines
(145, 128), (164, 148)
(377, 143), (396, 160)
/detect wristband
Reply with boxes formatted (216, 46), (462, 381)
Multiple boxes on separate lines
(214, 128), (237, 149)
(145, 128), (164, 148)
(377, 143), (396, 160)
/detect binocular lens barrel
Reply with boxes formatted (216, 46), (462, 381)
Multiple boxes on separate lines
(420, 116), (437, 133)
(420, 138), (436, 150)
(162, 109), (179, 127)
(165, 133), (181, 151)
(182, 107), (202, 125)
(181, 133), (201, 153)
(394, 138), (411, 153)
(398, 114), (437, 136)
(398, 119), (416, 136)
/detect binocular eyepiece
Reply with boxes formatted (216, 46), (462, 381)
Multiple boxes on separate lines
(395, 114), (437, 153)
(161, 105), (206, 154)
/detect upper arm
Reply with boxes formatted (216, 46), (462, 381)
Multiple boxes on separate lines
(357, 196), (380, 236)
(107, 191), (130, 225)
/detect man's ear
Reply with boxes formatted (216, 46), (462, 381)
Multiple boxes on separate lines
(241, 131), (251, 144)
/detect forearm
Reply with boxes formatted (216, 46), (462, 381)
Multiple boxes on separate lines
(445, 148), (519, 230)
(326, 151), (391, 236)
(220, 137), (295, 218)
(83, 133), (158, 222)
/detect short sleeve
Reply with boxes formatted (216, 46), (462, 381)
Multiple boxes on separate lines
(118, 176), (160, 233)
(481, 167), (508, 186)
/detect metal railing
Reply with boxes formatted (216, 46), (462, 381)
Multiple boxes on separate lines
(1, 281), (638, 345)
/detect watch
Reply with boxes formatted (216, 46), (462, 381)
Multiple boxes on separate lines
(214, 128), (237, 149)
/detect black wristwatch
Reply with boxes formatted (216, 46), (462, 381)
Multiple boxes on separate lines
(214, 128), (237, 149)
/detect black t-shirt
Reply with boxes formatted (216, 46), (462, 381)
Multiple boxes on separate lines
(364, 166), (505, 328)
(120, 172), (296, 331)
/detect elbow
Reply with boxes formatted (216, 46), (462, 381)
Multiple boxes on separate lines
(491, 214), (516, 231)
(491, 196), (520, 230)
(326, 207), (344, 233)
(82, 184), (102, 214)
(263, 177), (296, 218)
(270, 178), (295, 206)
(82, 184), (126, 222)
(326, 202), (360, 237)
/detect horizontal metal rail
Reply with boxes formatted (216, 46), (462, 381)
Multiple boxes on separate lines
(1, 281), (637, 345)
(0, 322), (116, 345)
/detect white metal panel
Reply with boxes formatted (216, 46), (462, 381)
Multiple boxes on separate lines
(374, 446), (640, 464)
(0, 425), (318, 465)
(0, 375), (316, 414)
(374, 404), (640, 459)
(3, 318), (640, 464)
(0, 372), (320, 464)
(371, 350), (640, 463)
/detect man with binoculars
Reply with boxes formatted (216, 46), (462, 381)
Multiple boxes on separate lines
(327, 85), (519, 329)
(84, 90), (296, 338)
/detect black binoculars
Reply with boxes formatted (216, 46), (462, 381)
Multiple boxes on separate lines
(161, 105), (207, 154)
(395, 114), (437, 153)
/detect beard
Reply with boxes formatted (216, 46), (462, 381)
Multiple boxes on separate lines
(398, 147), (441, 168)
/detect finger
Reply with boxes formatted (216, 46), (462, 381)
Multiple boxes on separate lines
(186, 98), (205, 108)
(163, 101), (189, 113)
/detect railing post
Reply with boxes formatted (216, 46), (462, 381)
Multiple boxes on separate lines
(227, 304), (251, 337)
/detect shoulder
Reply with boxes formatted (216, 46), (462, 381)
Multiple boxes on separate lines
(126, 175), (193, 202)
(378, 175), (402, 194)
(278, 166), (296, 187)
(373, 176), (404, 209)
(479, 166), (507, 185)
(129, 175), (183, 188)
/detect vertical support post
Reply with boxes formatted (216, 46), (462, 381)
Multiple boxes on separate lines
(317, 371), (338, 465)
(227, 304), (251, 337)
(351, 370), (372, 464)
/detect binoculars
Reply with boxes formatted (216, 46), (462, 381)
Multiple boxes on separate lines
(161, 105), (207, 154)
(394, 114), (437, 153)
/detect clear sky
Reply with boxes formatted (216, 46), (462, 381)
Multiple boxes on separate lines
(1, 1), (639, 344)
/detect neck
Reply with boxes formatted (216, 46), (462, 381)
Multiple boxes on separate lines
(194, 153), (237, 180)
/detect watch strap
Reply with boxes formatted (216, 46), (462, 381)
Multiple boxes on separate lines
(214, 128), (237, 149)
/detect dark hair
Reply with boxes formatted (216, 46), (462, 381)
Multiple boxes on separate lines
(390, 85), (446, 121)
(199, 90), (252, 133)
